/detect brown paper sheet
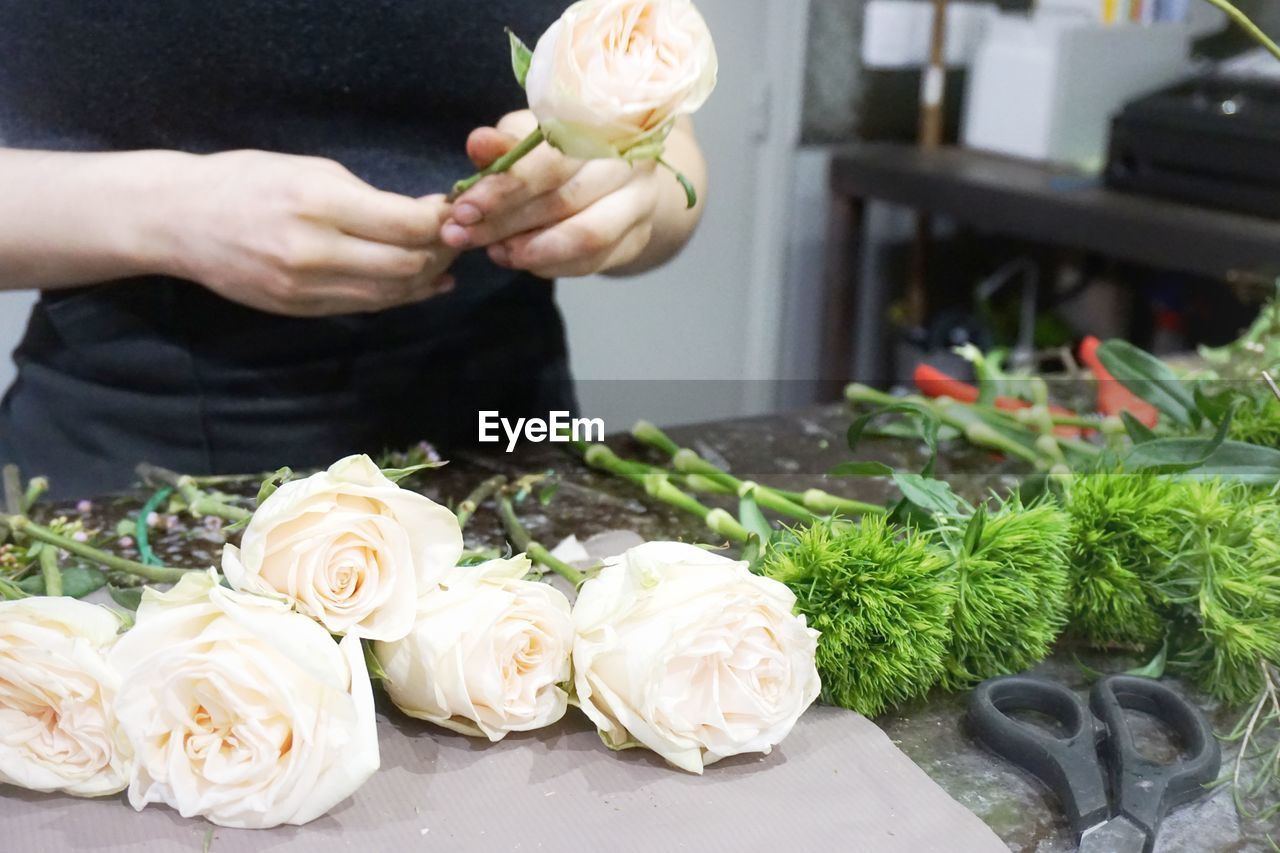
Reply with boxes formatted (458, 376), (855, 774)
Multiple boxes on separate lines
(1, 704), (1006, 852)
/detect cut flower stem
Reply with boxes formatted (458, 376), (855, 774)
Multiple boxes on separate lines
(450, 128), (546, 200)
(495, 493), (585, 586)
(2, 514), (192, 584)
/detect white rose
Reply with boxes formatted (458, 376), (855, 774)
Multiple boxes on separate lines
(573, 542), (821, 774)
(0, 597), (131, 797)
(526, 0), (718, 160)
(110, 571), (379, 829)
(375, 556), (573, 741)
(222, 454), (464, 641)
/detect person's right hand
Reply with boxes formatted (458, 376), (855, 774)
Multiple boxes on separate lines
(155, 150), (457, 317)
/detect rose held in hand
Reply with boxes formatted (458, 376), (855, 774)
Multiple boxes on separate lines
(0, 598), (131, 797)
(375, 556), (574, 741)
(222, 454), (464, 641)
(110, 572), (379, 829)
(573, 542), (821, 774)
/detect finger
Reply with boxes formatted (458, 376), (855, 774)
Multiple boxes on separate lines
(489, 183), (653, 275)
(293, 272), (455, 315)
(317, 236), (442, 279)
(495, 110), (539, 139)
(450, 160), (636, 249)
(466, 127), (517, 171)
(318, 182), (451, 247)
(451, 140), (585, 228)
(529, 224), (652, 279)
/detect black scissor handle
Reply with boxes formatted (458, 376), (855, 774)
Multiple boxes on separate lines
(967, 675), (1110, 836)
(1090, 675), (1222, 846)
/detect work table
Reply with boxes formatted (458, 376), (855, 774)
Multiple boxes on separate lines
(27, 404), (1280, 851)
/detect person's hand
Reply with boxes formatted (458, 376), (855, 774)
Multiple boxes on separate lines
(156, 150), (458, 317)
(440, 111), (665, 279)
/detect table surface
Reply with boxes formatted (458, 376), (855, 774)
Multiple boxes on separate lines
(829, 142), (1280, 281)
(12, 404), (1280, 852)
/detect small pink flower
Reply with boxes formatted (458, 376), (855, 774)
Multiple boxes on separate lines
(76, 500), (93, 514)
(117, 536), (135, 549)
(72, 531), (89, 543)
(145, 512), (160, 529)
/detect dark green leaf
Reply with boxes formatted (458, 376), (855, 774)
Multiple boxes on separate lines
(18, 565), (107, 599)
(737, 491), (774, 540)
(829, 460), (896, 477)
(1127, 640), (1168, 679)
(1122, 401), (1239, 475)
(507, 29), (533, 89)
(1194, 385), (1240, 425)
(673, 170), (697, 209)
(538, 482), (560, 506)
(1096, 340), (1198, 427)
(108, 585), (144, 611)
(892, 473), (965, 517)
(741, 533), (764, 575)
(381, 462), (447, 484)
(1121, 411), (1158, 444)
(256, 467), (294, 506)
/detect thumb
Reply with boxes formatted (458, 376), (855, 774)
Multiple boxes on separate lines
(466, 127), (519, 170)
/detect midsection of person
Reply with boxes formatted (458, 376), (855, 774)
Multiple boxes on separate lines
(0, 1), (707, 495)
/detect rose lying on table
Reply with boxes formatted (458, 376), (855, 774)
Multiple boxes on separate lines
(0, 456), (823, 827)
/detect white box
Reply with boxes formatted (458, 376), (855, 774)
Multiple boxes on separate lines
(962, 16), (1193, 169)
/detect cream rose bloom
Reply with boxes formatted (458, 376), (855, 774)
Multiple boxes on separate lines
(375, 556), (573, 741)
(526, 0), (718, 159)
(0, 598), (131, 797)
(223, 454), (464, 641)
(573, 542), (821, 774)
(110, 571), (378, 829)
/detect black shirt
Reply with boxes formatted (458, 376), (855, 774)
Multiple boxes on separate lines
(0, 1), (576, 495)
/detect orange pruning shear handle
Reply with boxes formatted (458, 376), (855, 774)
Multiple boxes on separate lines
(1078, 337), (1159, 429)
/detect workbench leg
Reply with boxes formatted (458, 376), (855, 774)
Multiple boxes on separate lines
(820, 193), (866, 390)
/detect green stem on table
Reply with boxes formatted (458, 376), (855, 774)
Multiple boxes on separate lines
(1202, 0), (1280, 61)
(21, 477), (48, 514)
(632, 420), (871, 521)
(0, 577), (28, 600)
(495, 493), (585, 586)
(137, 464), (253, 523)
(2, 465), (21, 516)
(578, 443), (750, 543)
(38, 546), (62, 597)
(2, 514), (192, 583)
(450, 128), (546, 200)
(456, 475), (508, 530)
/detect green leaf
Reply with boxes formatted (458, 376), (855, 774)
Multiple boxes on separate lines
(1125, 439), (1280, 484)
(507, 29), (533, 89)
(892, 473), (966, 518)
(741, 532), (765, 575)
(737, 491), (774, 540)
(829, 460), (896, 477)
(962, 505), (986, 557)
(1096, 340), (1198, 427)
(1122, 401), (1238, 475)
(381, 462), (446, 484)
(1127, 639), (1168, 679)
(18, 565), (106, 599)
(256, 467), (294, 506)
(1121, 411), (1158, 444)
(363, 640), (389, 682)
(848, 402), (942, 477)
(673, 170), (697, 210)
(538, 482), (560, 506)
(108, 585), (144, 611)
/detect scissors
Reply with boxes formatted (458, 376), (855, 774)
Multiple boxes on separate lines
(966, 674), (1221, 853)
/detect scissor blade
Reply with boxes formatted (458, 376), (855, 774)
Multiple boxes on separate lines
(1078, 816), (1148, 853)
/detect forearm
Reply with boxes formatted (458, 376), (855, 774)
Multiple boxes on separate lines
(605, 118), (707, 277)
(0, 148), (186, 291)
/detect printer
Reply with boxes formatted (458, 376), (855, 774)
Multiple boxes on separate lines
(1107, 49), (1280, 219)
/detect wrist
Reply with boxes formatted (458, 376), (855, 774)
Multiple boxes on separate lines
(96, 150), (202, 279)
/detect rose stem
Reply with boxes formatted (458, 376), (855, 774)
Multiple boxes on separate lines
(449, 128), (546, 200)
(136, 463), (253, 523)
(1, 514), (192, 583)
(21, 477), (48, 514)
(38, 546), (62, 597)
(456, 475), (508, 530)
(631, 421), (885, 518)
(574, 442), (750, 544)
(495, 492), (585, 586)
(2, 464), (21, 516)
(0, 577), (27, 600)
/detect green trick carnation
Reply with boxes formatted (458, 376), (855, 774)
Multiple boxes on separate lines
(1064, 470), (1179, 648)
(939, 496), (1072, 689)
(760, 515), (954, 717)
(1158, 480), (1280, 705)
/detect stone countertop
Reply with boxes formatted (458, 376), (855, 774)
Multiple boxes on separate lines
(43, 404), (1280, 852)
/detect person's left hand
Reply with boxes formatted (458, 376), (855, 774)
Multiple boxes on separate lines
(440, 111), (662, 279)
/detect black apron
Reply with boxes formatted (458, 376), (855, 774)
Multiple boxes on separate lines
(0, 1), (575, 495)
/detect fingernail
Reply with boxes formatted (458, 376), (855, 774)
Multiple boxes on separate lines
(454, 203), (483, 226)
(488, 244), (510, 267)
(441, 222), (470, 249)
(433, 275), (456, 294)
